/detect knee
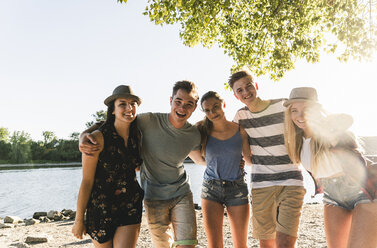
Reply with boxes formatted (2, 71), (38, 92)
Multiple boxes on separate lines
(276, 232), (297, 248)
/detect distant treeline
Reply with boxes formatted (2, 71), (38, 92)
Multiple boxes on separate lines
(0, 127), (81, 164)
(0, 111), (107, 164)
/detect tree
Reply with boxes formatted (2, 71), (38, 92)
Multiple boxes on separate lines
(119, 0), (377, 81)
(86, 110), (107, 128)
(42, 131), (57, 147)
(0, 127), (9, 142)
(10, 131), (32, 163)
(69, 132), (80, 141)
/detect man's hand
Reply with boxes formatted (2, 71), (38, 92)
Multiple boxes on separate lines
(239, 158), (245, 169)
(79, 133), (100, 156)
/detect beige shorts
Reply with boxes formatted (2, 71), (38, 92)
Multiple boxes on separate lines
(251, 186), (305, 240)
(144, 192), (197, 248)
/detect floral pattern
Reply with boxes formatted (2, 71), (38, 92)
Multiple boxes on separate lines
(85, 120), (144, 243)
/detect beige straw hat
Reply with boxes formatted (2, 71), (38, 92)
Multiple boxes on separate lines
(283, 87), (318, 107)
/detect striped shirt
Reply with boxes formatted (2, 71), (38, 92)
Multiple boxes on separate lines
(233, 99), (304, 189)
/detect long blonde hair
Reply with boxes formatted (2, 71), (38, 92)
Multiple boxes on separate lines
(284, 103), (338, 177)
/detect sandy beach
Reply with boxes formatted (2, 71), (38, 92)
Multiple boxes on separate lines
(0, 203), (326, 248)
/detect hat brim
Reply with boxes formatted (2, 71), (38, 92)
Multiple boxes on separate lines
(283, 98), (318, 107)
(104, 94), (142, 106)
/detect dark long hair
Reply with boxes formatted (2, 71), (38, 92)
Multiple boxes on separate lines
(102, 100), (141, 155)
(196, 91), (224, 156)
(104, 100), (116, 126)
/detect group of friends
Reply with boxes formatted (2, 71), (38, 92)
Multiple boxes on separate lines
(71, 70), (377, 248)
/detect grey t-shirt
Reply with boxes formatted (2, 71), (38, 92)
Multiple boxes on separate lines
(137, 112), (201, 200)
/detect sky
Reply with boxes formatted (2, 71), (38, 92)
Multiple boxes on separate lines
(1, 0), (377, 142)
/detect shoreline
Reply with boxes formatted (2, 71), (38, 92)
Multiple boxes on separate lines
(0, 204), (326, 248)
(0, 162), (81, 170)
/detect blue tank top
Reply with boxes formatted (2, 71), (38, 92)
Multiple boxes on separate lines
(204, 129), (245, 181)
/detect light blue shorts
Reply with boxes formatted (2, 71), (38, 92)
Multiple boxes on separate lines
(321, 175), (377, 210)
(201, 178), (249, 206)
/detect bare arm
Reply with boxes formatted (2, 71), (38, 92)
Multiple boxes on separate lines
(188, 150), (206, 166)
(72, 131), (104, 239)
(240, 127), (252, 165)
(79, 122), (103, 156)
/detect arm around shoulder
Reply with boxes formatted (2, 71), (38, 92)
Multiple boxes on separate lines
(79, 122), (103, 156)
(188, 150), (206, 166)
(240, 127), (252, 165)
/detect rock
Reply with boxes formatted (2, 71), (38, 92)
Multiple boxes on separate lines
(25, 236), (48, 244)
(47, 210), (58, 219)
(69, 211), (76, 220)
(24, 218), (40, 226)
(0, 223), (12, 229)
(61, 209), (73, 217)
(4, 216), (23, 224)
(32, 211), (47, 219)
(53, 213), (63, 221)
(39, 216), (50, 223)
(47, 210), (62, 221)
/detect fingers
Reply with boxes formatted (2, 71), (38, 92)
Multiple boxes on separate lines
(80, 143), (100, 156)
(87, 134), (97, 144)
(79, 133), (100, 156)
(72, 230), (83, 239)
(72, 223), (86, 240)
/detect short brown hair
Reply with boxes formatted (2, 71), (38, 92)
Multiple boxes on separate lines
(228, 70), (254, 89)
(172, 80), (199, 102)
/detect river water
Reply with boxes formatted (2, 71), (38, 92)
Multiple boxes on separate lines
(0, 164), (318, 219)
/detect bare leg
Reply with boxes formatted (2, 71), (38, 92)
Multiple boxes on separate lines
(92, 239), (113, 248)
(276, 231), (297, 248)
(202, 198), (225, 248)
(260, 239), (276, 248)
(227, 204), (250, 248)
(324, 204), (352, 248)
(113, 224), (141, 248)
(348, 202), (377, 248)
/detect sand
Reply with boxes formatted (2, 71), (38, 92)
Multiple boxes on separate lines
(0, 204), (326, 248)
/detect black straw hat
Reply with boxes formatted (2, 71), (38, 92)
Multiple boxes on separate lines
(104, 85), (141, 106)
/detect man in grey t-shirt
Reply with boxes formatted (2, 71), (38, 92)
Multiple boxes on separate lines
(80, 81), (202, 248)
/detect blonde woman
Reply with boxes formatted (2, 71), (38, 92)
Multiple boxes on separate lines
(284, 87), (377, 248)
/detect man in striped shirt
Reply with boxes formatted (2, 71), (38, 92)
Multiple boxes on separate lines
(230, 70), (305, 248)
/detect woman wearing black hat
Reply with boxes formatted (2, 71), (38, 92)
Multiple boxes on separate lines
(283, 87), (377, 248)
(72, 85), (144, 248)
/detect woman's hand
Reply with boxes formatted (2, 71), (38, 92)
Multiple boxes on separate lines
(72, 220), (86, 239)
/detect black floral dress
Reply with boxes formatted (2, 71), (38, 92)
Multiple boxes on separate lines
(85, 120), (144, 243)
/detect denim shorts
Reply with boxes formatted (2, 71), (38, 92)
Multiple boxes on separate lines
(321, 175), (377, 210)
(201, 178), (249, 206)
(144, 192), (197, 248)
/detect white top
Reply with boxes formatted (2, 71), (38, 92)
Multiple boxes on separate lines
(300, 137), (312, 172)
(300, 137), (343, 179)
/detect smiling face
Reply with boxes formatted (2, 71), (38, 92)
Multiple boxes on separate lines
(290, 101), (309, 132)
(112, 97), (138, 123)
(169, 89), (197, 128)
(201, 97), (225, 122)
(232, 77), (258, 106)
